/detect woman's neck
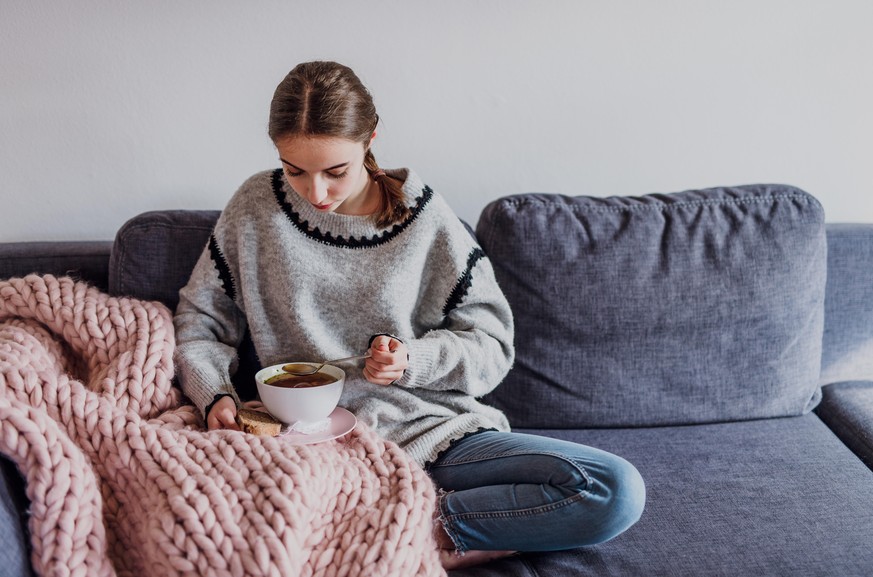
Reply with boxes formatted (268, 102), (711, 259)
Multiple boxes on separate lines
(335, 174), (381, 217)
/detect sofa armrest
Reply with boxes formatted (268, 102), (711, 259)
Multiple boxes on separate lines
(816, 381), (873, 470)
(821, 224), (873, 385)
(0, 241), (111, 291)
(0, 456), (33, 577)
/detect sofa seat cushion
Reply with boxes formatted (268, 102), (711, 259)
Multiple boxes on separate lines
(448, 414), (873, 577)
(477, 186), (826, 428)
(816, 381), (873, 470)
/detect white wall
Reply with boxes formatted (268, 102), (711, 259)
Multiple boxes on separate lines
(2, 1), (871, 242)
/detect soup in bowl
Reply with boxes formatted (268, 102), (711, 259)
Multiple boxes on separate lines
(255, 362), (344, 424)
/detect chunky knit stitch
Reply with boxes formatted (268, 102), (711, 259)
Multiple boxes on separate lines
(0, 275), (444, 577)
(174, 168), (515, 467)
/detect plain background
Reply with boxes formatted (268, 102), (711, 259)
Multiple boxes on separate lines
(2, 1), (871, 242)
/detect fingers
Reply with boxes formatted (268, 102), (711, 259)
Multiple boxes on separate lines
(207, 396), (241, 431)
(363, 364), (406, 386)
(216, 407), (241, 431)
(369, 336), (407, 364)
(366, 336), (409, 386)
(370, 334), (393, 354)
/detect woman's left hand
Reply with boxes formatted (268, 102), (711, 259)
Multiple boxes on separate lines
(364, 335), (408, 386)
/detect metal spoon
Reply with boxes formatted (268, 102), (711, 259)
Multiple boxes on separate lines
(282, 352), (371, 376)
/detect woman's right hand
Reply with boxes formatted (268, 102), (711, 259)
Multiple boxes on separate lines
(207, 395), (241, 431)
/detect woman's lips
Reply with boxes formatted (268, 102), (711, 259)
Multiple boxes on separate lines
(313, 202), (334, 210)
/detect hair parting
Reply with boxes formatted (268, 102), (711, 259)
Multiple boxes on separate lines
(269, 61), (410, 227)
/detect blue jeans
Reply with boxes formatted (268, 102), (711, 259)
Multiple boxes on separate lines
(427, 431), (646, 553)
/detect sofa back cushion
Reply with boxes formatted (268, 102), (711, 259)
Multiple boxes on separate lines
(107, 209), (262, 394)
(477, 185), (826, 428)
(108, 210), (220, 309)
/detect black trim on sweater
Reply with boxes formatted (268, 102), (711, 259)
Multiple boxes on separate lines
(442, 247), (486, 317)
(208, 234), (236, 300)
(270, 168), (433, 249)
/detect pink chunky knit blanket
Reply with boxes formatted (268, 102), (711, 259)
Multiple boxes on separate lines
(0, 275), (444, 577)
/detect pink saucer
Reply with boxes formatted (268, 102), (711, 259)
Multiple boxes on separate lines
(278, 407), (356, 445)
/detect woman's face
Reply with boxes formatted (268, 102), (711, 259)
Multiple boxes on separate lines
(274, 135), (377, 216)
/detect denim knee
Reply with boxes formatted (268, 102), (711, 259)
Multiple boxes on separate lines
(427, 432), (645, 552)
(579, 453), (646, 545)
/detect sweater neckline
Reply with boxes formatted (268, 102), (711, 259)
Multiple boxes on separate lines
(270, 168), (434, 249)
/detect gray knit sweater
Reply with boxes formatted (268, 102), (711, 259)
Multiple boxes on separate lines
(173, 167), (514, 466)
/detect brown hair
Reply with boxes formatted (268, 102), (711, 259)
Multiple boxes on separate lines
(268, 61), (409, 227)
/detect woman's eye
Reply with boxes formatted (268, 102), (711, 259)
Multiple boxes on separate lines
(327, 171), (348, 180)
(284, 168), (303, 178)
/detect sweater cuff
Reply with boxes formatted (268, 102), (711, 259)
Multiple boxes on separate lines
(204, 393), (236, 419)
(368, 333), (405, 347)
(179, 361), (241, 418)
(399, 336), (440, 389)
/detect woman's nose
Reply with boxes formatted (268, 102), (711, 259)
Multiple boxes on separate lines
(306, 178), (327, 204)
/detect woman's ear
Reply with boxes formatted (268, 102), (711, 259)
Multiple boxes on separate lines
(369, 131), (377, 147)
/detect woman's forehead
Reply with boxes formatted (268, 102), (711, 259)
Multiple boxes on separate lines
(275, 135), (365, 169)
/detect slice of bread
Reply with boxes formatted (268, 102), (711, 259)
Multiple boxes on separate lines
(236, 408), (282, 436)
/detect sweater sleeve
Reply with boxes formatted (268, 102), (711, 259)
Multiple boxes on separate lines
(397, 248), (515, 397)
(173, 230), (247, 417)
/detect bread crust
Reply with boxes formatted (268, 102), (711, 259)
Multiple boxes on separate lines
(236, 408), (282, 436)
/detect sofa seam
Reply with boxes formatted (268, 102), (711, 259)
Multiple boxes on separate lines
(519, 555), (541, 577)
(498, 193), (817, 214)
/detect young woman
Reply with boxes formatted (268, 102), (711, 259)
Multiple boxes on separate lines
(174, 60), (645, 569)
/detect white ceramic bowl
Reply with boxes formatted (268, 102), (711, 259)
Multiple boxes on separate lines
(255, 363), (344, 424)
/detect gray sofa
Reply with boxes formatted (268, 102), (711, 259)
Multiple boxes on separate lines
(3, 183), (873, 576)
